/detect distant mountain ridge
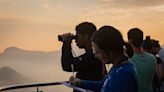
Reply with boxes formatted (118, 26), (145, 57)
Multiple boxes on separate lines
(0, 46), (61, 63)
(0, 46), (62, 84)
(0, 46), (85, 63)
(3, 47), (56, 54)
(0, 47), (81, 92)
(0, 66), (33, 87)
(0, 46), (84, 81)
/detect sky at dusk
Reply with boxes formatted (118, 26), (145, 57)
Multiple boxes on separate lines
(1, 0), (164, 52)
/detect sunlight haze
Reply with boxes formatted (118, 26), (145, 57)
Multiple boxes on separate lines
(0, 0), (164, 52)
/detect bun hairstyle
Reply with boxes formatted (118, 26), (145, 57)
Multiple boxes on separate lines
(151, 39), (160, 48)
(143, 36), (153, 52)
(91, 25), (124, 54)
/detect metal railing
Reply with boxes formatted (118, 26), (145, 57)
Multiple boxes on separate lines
(0, 81), (87, 92)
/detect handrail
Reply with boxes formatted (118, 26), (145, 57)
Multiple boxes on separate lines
(0, 81), (87, 92)
(0, 81), (63, 91)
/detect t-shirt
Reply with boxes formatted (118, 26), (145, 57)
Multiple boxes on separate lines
(81, 59), (138, 92)
(131, 52), (156, 92)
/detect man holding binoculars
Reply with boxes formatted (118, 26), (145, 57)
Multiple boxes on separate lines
(59, 22), (106, 92)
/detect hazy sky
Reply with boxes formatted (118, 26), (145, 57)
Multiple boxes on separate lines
(1, 0), (164, 52)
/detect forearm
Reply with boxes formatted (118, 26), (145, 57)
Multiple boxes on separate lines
(61, 41), (74, 71)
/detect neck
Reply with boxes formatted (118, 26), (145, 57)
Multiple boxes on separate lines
(131, 44), (143, 54)
(112, 54), (126, 66)
(134, 47), (143, 54)
(84, 41), (92, 51)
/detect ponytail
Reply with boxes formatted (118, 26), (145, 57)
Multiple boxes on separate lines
(124, 42), (133, 58)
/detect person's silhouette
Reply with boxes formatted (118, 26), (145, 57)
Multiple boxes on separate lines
(128, 28), (156, 92)
(60, 22), (106, 92)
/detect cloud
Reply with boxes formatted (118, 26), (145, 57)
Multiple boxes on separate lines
(78, 6), (164, 24)
(0, 16), (72, 33)
(0, 0), (13, 2)
(0, 0), (25, 5)
(101, 0), (164, 8)
(76, 0), (164, 20)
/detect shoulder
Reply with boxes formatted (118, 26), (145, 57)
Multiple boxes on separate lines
(79, 51), (102, 63)
(111, 63), (137, 83)
(145, 52), (156, 59)
(113, 61), (136, 75)
(80, 50), (94, 58)
(142, 52), (152, 56)
(159, 48), (164, 54)
(108, 61), (138, 83)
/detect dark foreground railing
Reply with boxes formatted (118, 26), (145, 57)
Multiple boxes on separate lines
(0, 81), (87, 92)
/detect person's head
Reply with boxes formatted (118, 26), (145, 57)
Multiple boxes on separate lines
(128, 28), (143, 48)
(91, 25), (124, 64)
(75, 22), (96, 48)
(151, 39), (160, 55)
(143, 36), (153, 53)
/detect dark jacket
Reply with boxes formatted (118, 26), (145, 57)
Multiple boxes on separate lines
(61, 41), (104, 80)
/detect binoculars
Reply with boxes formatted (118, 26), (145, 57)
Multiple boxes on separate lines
(58, 35), (76, 42)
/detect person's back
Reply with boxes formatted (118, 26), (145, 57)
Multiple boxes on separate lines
(131, 52), (156, 92)
(128, 28), (156, 92)
(151, 39), (164, 91)
(143, 36), (161, 92)
(159, 48), (164, 64)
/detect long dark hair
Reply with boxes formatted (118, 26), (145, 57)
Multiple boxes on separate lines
(124, 42), (134, 58)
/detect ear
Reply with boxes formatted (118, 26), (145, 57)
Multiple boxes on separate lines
(106, 51), (113, 58)
(109, 52), (114, 56)
(128, 39), (132, 43)
(83, 34), (90, 41)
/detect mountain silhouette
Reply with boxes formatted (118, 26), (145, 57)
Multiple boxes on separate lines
(0, 46), (74, 81)
(0, 66), (33, 87)
(0, 46), (85, 64)
(0, 46), (61, 63)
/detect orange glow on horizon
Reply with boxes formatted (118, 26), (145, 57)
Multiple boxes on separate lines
(0, 0), (164, 52)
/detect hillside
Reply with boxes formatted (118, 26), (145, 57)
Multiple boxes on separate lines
(0, 66), (33, 87)
(0, 47), (61, 63)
